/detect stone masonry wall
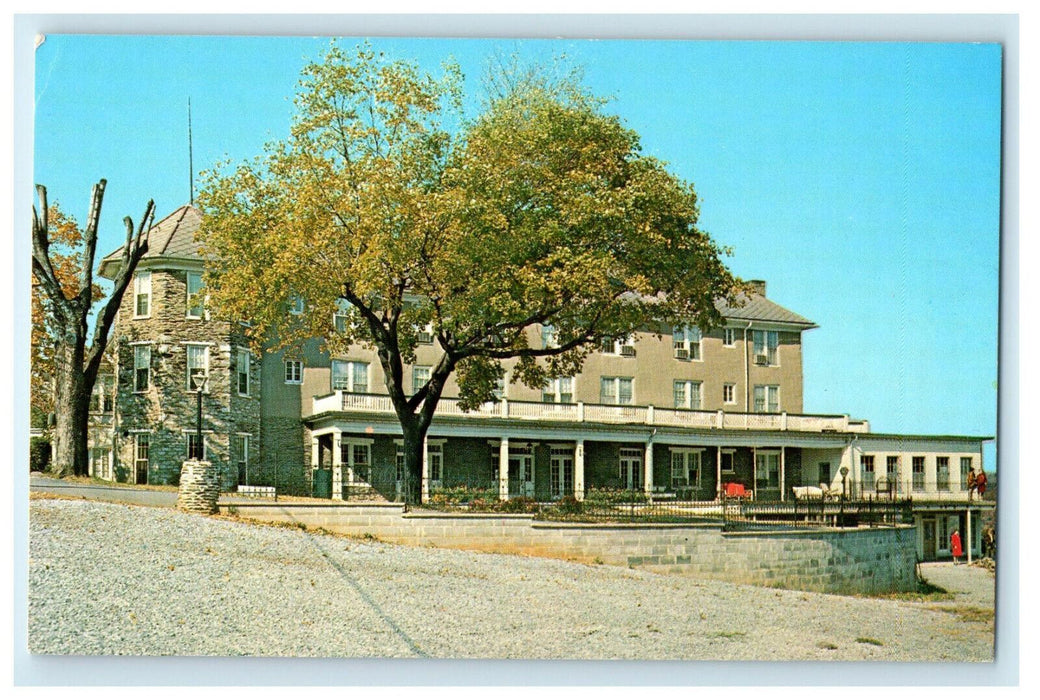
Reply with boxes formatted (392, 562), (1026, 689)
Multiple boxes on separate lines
(225, 504), (918, 594)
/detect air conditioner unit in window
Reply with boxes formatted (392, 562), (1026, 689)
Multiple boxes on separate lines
(754, 354), (769, 365)
(675, 348), (689, 360)
(620, 345), (636, 357)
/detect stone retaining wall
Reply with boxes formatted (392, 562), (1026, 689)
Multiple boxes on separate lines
(223, 503), (918, 594)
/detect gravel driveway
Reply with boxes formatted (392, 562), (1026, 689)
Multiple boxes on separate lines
(28, 498), (995, 661)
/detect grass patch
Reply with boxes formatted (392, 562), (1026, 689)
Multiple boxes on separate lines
(869, 579), (954, 603)
(927, 605), (995, 624)
(856, 637), (884, 646)
(817, 641), (838, 650)
(711, 631), (746, 640)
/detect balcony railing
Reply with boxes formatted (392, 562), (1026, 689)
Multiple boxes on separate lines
(310, 391), (870, 434)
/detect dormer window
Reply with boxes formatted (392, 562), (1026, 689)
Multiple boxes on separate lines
(416, 323), (434, 345)
(673, 326), (701, 360)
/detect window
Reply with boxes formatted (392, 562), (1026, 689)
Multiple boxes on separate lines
(541, 324), (558, 349)
(542, 377), (573, 404)
(887, 456), (899, 484)
(236, 435), (249, 485)
(412, 366), (431, 395)
(416, 323), (434, 345)
(720, 450), (735, 474)
(133, 345), (150, 392)
(549, 446), (574, 498)
(186, 271), (205, 318)
(289, 294), (305, 315)
(673, 326), (701, 360)
(861, 455), (875, 491)
(341, 441), (372, 483)
(395, 446), (406, 484)
(937, 457), (950, 491)
(601, 335), (636, 357)
(600, 376), (633, 405)
(134, 433), (149, 484)
(755, 452), (780, 489)
(723, 327), (737, 347)
(236, 349), (250, 396)
(186, 433), (206, 460)
(492, 376), (506, 401)
(819, 462), (831, 485)
(960, 457), (973, 490)
(134, 271), (151, 317)
(752, 330), (779, 366)
(912, 456), (925, 491)
(333, 300), (353, 334)
(723, 383), (736, 405)
(185, 344), (209, 390)
(670, 449), (701, 489)
(92, 377), (114, 413)
(428, 442), (443, 483)
(753, 385), (780, 413)
(673, 380), (702, 409)
(331, 360), (369, 392)
(284, 359), (303, 384)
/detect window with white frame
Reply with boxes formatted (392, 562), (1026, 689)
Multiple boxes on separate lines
(134, 271), (151, 317)
(186, 271), (205, 318)
(284, 359), (303, 384)
(236, 349), (250, 396)
(549, 446), (574, 498)
(600, 376), (633, 405)
(331, 360), (369, 392)
(670, 449), (701, 489)
(416, 323), (434, 345)
(755, 451), (780, 489)
(340, 440), (372, 483)
(673, 380), (702, 409)
(937, 456), (950, 491)
(133, 345), (150, 392)
(601, 335), (636, 357)
(542, 377), (574, 403)
(332, 299), (353, 334)
(427, 442), (444, 483)
(672, 326), (701, 360)
(492, 376), (506, 401)
(134, 433), (149, 483)
(395, 446), (406, 484)
(752, 330), (779, 366)
(887, 455), (899, 485)
(235, 435), (249, 485)
(289, 294), (305, 315)
(723, 327), (737, 347)
(723, 382), (736, 404)
(541, 324), (558, 349)
(412, 366), (431, 395)
(185, 433), (206, 460)
(753, 384), (780, 413)
(720, 449), (735, 474)
(185, 344), (209, 390)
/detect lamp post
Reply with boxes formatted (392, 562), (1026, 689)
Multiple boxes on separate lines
(191, 374), (206, 460)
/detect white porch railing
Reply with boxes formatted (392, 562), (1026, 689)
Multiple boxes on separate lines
(310, 391), (870, 434)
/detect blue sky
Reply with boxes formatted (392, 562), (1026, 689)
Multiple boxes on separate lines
(31, 35), (1001, 457)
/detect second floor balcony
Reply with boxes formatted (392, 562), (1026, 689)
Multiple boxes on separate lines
(309, 391), (871, 434)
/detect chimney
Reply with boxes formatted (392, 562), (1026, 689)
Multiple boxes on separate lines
(747, 279), (767, 297)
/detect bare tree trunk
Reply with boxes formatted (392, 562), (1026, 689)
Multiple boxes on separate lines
(51, 343), (91, 476)
(401, 418), (426, 506)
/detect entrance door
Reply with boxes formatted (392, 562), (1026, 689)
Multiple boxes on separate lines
(922, 518), (937, 560)
(619, 448), (643, 491)
(549, 447), (574, 499)
(509, 454), (534, 497)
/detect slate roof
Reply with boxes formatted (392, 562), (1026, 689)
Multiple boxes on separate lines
(716, 291), (817, 328)
(98, 205), (204, 279)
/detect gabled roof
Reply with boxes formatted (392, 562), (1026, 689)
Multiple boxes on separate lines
(716, 291), (817, 329)
(98, 205), (204, 279)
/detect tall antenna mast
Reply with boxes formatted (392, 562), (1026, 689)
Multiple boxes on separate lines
(188, 97), (195, 206)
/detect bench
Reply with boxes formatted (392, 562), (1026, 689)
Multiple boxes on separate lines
(236, 485), (277, 499)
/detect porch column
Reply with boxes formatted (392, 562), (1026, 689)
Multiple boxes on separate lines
(499, 438), (510, 501)
(966, 507), (973, 564)
(421, 435), (430, 504)
(716, 445), (722, 500)
(780, 448), (786, 501)
(574, 439), (585, 501)
(644, 440), (654, 496)
(752, 446), (757, 499)
(331, 429), (343, 501)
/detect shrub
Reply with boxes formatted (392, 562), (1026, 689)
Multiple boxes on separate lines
(497, 496), (539, 513)
(555, 495), (583, 515)
(584, 487), (648, 505)
(29, 437), (51, 473)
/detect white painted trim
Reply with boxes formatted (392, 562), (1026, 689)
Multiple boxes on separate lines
(128, 340), (155, 346)
(180, 341), (215, 346)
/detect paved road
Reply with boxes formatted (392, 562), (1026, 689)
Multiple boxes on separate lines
(29, 475), (178, 508)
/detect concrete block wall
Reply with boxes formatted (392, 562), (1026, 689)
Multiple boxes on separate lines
(224, 504), (918, 594)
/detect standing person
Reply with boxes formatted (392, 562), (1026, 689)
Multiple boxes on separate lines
(975, 470), (987, 498)
(951, 528), (963, 564)
(967, 469), (978, 500)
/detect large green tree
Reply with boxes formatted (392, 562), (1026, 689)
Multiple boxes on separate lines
(198, 44), (740, 503)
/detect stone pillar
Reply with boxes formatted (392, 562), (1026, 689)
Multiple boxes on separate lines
(574, 439), (585, 501)
(332, 430), (343, 501)
(177, 460), (220, 514)
(421, 435), (430, 504)
(499, 438), (510, 501)
(644, 440), (654, 496)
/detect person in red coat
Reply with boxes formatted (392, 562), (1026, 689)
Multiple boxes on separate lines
(951, 529), (963, 564)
